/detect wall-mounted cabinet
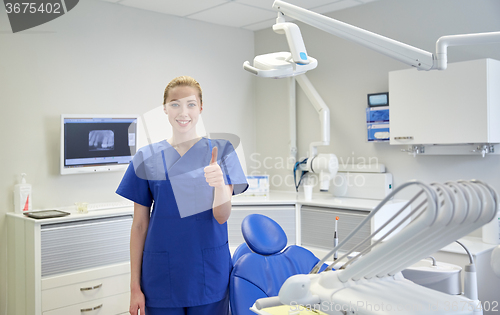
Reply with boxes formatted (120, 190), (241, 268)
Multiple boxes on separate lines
(389, 59), (500, 152)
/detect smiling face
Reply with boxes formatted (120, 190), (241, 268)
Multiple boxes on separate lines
(163, 85), (202, 138)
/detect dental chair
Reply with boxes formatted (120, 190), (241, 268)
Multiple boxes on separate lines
(230, 214), (327, 315)
(231, 242), (252, 265)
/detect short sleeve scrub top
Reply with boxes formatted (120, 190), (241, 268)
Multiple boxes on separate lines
(116, 137), (248, 308)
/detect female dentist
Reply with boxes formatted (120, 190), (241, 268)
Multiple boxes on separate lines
(116, 76), (248, 315)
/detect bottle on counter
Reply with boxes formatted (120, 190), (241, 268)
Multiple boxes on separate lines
(14, 173), (32, 213)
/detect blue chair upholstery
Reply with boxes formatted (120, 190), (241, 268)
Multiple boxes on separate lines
(241, 213), (288, 255)
(230, 214), (328, 315)
(232, 242), (252, 265)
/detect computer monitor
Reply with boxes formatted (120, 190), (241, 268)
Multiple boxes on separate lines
(60, 114), (139, 175)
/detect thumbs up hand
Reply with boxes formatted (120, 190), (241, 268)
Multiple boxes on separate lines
(204, 146), (225, 188)
(210, 146), (218, 165)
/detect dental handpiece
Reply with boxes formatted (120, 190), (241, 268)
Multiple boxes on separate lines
(334, 216), (339, 260)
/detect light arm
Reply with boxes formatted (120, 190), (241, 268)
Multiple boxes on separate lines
(272, 0), (500, 71)
(436, 31), (500, 69)
(294, 74), (329, 157)
(273, 22), (310, 64)
(272, 0), (435, 70)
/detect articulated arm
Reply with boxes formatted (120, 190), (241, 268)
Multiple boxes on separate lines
(272, 0), (500, 71)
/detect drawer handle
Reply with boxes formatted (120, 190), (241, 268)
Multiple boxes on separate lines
(80, 283), (102, 291)
(81, 304), (103, 312)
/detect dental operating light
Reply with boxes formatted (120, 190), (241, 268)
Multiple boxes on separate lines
(243, 8), (318, 78)
(243, 19), (317, 78)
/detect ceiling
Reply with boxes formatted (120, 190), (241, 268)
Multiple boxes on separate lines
(98, 0), (379, 31)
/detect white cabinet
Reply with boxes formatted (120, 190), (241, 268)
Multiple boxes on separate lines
(7, 209), (133, 315)
(389, 58), (500, 146)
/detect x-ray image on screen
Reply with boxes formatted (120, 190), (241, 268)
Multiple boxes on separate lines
(89, 130), (115, 151)
(61, 116), (138, 175)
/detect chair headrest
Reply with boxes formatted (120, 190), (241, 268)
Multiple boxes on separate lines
(241, 214), (288, 255)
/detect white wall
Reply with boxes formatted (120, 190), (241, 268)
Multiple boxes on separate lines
(0, 1), (255, 313)
(252, 0), (500, 198)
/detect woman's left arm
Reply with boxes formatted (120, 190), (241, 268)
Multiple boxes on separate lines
(212, 184), (233, 224)
(204, 146), (234, 224)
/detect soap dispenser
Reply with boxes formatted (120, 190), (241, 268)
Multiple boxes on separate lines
(14, 173), (32, 213)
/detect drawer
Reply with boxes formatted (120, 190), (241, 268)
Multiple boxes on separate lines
(42, 262), (130, 290)
(42, 273), (130, 311)
(43, 292), (129, 315)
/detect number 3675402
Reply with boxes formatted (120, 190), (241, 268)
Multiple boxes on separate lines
(5, 2), (62, 14)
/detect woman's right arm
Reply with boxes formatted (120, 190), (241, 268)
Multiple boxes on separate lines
(129, 202), (151, 315)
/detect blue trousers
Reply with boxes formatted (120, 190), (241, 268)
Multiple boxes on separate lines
(145, 294), (229, 315)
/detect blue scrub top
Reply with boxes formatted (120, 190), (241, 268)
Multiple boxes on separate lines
(116, 137), (248, 308)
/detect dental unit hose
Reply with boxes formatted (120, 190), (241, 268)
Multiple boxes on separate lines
(455, 241), (478, 301)
(293, 158), (308, 192)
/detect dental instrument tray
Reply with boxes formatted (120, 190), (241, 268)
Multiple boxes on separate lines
(23, 210), (70, 219)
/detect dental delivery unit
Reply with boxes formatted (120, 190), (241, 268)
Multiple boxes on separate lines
(251, 180), (499, 315)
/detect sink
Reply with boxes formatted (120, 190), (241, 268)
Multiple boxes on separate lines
(402, 258), (462, 295)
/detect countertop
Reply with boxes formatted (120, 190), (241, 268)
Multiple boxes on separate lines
(7, 191), (497, 256)
(233, 190), (406, 211)
(6, 206), (134, 224)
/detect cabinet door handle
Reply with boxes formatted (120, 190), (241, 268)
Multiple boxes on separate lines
(80, 283), (102, 291)
(80, 303), (103, 312)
